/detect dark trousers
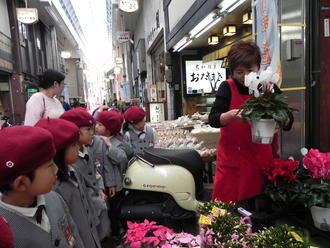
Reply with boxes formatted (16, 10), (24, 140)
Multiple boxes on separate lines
(108, 189), (124, 236)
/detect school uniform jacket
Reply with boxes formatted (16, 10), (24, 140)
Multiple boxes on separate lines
(0, 191), (84, 248)
(106, 136), (130, 191)
(54, 167), (101, 248)
(72, 149), (110, 240)
(124, 125), (157, 155)
(88, 135), (116, 189)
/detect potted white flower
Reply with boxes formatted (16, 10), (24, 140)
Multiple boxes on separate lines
(240, 68), (297, 144)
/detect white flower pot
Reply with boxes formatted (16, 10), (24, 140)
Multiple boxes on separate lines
(310, 206), (330, 231)
(251, 119), (276, 144)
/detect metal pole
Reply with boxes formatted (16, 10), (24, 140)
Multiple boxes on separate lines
(25, 0), (28, 8)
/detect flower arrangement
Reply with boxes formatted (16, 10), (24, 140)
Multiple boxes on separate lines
(301, 148), (330, 208)
(199, 201), (307, 248)
(124, 219), (201, 248)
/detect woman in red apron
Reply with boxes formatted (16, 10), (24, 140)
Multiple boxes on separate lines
(208, 41), (292, 203)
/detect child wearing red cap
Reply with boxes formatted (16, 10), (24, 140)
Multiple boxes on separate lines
(60, 107), (111, 241)
(35, 118), (101, 248)
(123, 106), (158, 154)
(0, 126), (84, 247)
(94, 109), (132, 238)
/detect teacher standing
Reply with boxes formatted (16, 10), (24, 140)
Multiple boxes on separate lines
(209, 41), (291, 203)
(24, 69), (65, 126)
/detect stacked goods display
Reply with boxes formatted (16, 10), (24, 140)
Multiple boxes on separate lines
(150, 114), (219, 160)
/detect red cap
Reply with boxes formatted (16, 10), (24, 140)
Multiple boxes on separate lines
(0, 126), (56, 187)
(96, 110), (123, 135)
(60, 107), (95, 127)
(124, 106), (146, 124)
(0, 216), (13, 248)
(35, 118), (79, 151)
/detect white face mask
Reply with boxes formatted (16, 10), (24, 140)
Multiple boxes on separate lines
(138, 131), (146, 140)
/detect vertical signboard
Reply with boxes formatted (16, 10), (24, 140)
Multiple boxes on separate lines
(255, 0), (281, 85)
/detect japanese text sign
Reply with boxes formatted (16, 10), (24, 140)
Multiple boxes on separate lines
(16, 8), (38, 24)
(185, 60), (226, 94)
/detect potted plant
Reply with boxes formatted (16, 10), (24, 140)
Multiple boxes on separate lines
(240, 68), (297, 144)
(301, 148), (330, 231)
(263, 158), (307, 204)
(252, 225), (306, 248)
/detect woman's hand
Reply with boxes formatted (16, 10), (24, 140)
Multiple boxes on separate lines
(220, 109), (244, 126)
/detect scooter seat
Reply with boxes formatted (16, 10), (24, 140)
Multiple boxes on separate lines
(139, 148), (204, 200)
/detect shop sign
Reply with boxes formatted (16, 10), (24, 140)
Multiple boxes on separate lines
(117, 31), (130, 43)
(149, 84), (157, 102)
(147, 11), (161, 45)
(149, 102), (165, 123)
(119, 0), (139, 13)
(120, 81), (131, 102)
(185, 60), (226, 94)
(255, 0), (281, 84)
(16, 8), (38, 24)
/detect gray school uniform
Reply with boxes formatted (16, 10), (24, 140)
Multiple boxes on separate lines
(105, 136), (130, 191)
(0, 191), (84, 248)
(124, 125), (157, 154)
(88, 135), (116, 189)
(72, 148), (110, 240)
(54, 166), (101, 248)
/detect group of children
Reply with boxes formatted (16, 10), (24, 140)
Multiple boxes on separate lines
(0, 105), (158, 248)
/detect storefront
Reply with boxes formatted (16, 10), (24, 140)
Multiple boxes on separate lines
(164, 0), (307, 159)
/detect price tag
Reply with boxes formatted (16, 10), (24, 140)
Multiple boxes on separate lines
(198, 215), (212, 225)
(289, 232), (303, 242)
(211, 206), (220, 217)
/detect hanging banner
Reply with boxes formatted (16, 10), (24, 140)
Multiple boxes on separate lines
(254, 0), (282, 85)
(16, 8), (39, 24)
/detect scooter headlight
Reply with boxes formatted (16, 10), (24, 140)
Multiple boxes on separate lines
(124, 177), (132, 185)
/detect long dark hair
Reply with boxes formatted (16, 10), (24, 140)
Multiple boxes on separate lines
(53, 149), (69, 182)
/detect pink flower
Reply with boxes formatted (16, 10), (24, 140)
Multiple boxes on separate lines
(246, 227), (252, 236)
(303, 149), (330, 179)
(231, 234), (239, 240)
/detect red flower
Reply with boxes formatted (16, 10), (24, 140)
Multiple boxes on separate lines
(264, 158), (299, 186)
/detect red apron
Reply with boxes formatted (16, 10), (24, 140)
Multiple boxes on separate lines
(212, 79), (273, 203)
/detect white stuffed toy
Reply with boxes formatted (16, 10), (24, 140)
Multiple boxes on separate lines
(244, 68), (280, 97)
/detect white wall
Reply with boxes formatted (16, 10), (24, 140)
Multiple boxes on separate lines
(0, 0), (11, 37)
(168, 0), (196, 32)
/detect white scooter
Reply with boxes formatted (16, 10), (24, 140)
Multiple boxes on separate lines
(119, 148), (205, 234)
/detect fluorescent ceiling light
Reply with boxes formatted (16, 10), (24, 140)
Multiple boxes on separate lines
(219, 0), (246, 13)
(189, 12), (216, 38)
(173, 37), (189, 52)
(195, 16), (222, 39)
(228, 0), (247, 13)
(177, 40), (192, 52)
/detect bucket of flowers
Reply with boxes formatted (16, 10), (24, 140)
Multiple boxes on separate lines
(301, 148), (330, 231)
(240, 68), (297, 144)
